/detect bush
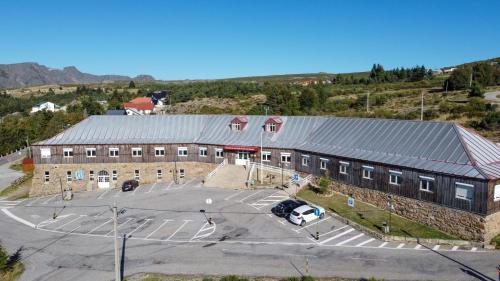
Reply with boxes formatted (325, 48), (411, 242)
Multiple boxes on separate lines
(219, 275), (249, 281)
(468, 83), (484, 98)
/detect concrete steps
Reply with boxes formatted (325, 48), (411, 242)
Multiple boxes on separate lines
(204, 164), (248, 189)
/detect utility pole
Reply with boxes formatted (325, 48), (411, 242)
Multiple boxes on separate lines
(366, 92), (370, 112)
(26, 136), (31, 158)
(113, 202), (120, 281)
(445, 80), (448, 94)
(260, 127), (263, 184)
(420, 91), (424, 121)
(469, 71), (473, 87)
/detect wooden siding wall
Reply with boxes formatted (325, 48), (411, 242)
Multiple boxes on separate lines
(33, 144), (492, 215)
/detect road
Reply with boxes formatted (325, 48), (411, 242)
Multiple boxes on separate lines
(485, 90), (500, 104)
(0, 180), (499, 281)
(0, 163), (25, 194)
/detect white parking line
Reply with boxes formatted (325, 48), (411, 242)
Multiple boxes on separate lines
(54, 215), (86, 230)
(105, 218), (133, 236)
(335, 233), (364, 246)
(37, 214), (74, 228)
(87, 218), (113, 234)
(166, 220), (192, 241)
(97, 189), (111, 199)
(165, 181), (174, 190)
(1, 208), (36, 228)
(224, 190), (244, 201)
(26, 197), (42, 207)
(414, 244), (422, 250)
(191, 221), (216, 241)
(397, 243), (405, 249)
(319, 228), (355, 245)
(317, 225), (349, 237)
(471, 247), (477, 252)
(131, 186), (141, 196)
(42, 195), (58, 204)
(147, 183), (157, 193)
(432, 245), (440, 251)
(127, 219), (152, 237)
(293, 217), (331, 232)
(451, 246), (459, 251)
(355, 238), (375, 247)
(238, 190), (265, 203)
(378, 242), (388, 248)
(145, 219), (172, 239)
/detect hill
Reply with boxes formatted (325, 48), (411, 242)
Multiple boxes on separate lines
(0, 62), (154, 89)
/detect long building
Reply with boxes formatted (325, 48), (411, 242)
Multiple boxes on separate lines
(31, 115), (500, 242)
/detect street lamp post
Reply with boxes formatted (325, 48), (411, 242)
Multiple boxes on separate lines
(388, 195), (393, 233)
(260, 126), (263, 184)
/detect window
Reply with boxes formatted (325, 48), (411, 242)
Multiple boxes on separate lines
(157, 169), (162, 180)
(389, 170), (402, 185)
(215, 149), (224, 158)
(267, 123), (276, 132)
(63, 148), (73, 158)
(455, 183), (473, 201)
(232, 123), (241, 131)
(109, 148), (119, 157)
(281, 152), (291, 163)
(66, 171), (72, 182)
(419, 176), (435, 193)
(112, 170), (117, 181)
(302, 155), (310, 166)
(362, 165), (373, 180)
(339, 161), (349, 175)
(41, 148), (51, 159)
(44, 171), (50, 183)
(495, 185), (500, 202)
(261, 151), (271, 162)
(199, 147), (208, 157)
(155, 147), (165, 157)
(89, 170), (95, 181)
(320, 158), (328, 170)
(134, 169), (140, 181)
(132, 148), (142, 157)
(178, 147), (188, 156)
(86, 148), (96, 158)
(179, 169), (185, 178)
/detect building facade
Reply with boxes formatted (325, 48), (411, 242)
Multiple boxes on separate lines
(31, 115), (500, 241)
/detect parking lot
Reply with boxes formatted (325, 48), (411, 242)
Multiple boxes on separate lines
(1, 179), (486, 252)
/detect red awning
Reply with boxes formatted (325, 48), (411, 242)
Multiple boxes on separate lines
(223, 145), (260, 152)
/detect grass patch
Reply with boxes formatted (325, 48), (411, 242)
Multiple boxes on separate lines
(491, 233), (500, 249)
(0, 246), (24, 281)
(126, 274), (383, 281)
(0, 173), (32, 199)
(297, 187), (456, 240)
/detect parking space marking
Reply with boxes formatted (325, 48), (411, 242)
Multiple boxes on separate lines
(471, 247), (477, 252)
(238, 190), (265, 203)
(293, 217), (331, 233)
(145, 219), (172, 239)
(432, 245), (440, 251)
(26, 197), (42, 207)
(451, 246), (458, 251)
(113, 190), (121, 198)
(355, 238), (375, 247)
(37, 214), (74, 228)
(335, 233), (364, 246)
(105, 218), (133, 236)
(131, 186), (141, 196)
(317, 225), (349, 237)
(378, 242), (388, 248)
(147, 183), (157, 193)
(165, 220), (192, 241)
(97, 189), (111, 199)
(127, 219), (152, 237)
(397, 243), (405, 249)
(54, 215), (87, 230)
(87, 218), (113, 234)
(165, 181), (174, 190)
(191, 221), (216, 241)
(42, 195), (58, 205)
(414, 244), (422, 250)
(318, 228), (355, 245)
(224, 190), (244, 201)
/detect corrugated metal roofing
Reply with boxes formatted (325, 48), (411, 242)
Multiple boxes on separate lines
(35, 115), (500, 179)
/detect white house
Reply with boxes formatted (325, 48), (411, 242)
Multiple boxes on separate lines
(31, 102), (62, 113)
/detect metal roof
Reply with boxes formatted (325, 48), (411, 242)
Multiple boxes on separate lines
(35, 115), (500, 180)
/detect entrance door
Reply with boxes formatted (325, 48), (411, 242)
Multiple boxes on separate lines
(98, 170), (110, 188)
(235, 151), (249, 165)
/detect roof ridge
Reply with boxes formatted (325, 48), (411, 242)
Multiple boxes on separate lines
(452, 123), (490, 179)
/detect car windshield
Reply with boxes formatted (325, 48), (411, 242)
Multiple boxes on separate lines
(291, 211), (300, 216)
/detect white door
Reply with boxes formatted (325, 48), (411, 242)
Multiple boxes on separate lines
(235, 151), (249, 165)
(97, 170), (110, 188)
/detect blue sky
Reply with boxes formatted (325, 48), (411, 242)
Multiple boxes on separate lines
(1, 0), (499, 80)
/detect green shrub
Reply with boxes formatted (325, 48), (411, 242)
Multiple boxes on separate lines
(219, 275), (249, 281)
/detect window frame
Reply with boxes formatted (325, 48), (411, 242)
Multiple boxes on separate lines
(261, 151), (271, 162)
(280, 152), (291, 163)
(389, 170), (402, 185)
(85, 148), (96, 158)
(215, 148), (224, 158)
(155, 147), (165, 157)
(157, 169), (162, 180)
(109, 148), (119, 157)
(301, 155), (310, 167)
(44, 171), (50, 183)
(112, 170), (117, 181)
(134, 169), (140, 181)
(339, 161), (349, 175)
(455, 182), (474, 201)
(89, 170), (95, 181)
(199, 147), (208, 157)
(232, 123), (241, 131)
(178, 147), (188, 157)
(419, 176), (435, 193)
(131, 147), (142, 157)
(63, 148), (73, 158)
(319, 158), (328, 170)
(66, 171), (72, 182)
(362, 165), (374, 180)
(495, 184), (500, 202)
(267, 123), (276, 132)
(41, 148), (51, 159)
(179, 168), (185, 178)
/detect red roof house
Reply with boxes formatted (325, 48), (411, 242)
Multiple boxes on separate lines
(123, 97), (154, 114)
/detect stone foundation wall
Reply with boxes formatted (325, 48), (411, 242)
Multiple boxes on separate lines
(326, 179), (495, 242)
(31, 162), (217, 197)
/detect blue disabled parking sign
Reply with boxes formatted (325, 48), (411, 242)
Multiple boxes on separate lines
(314, 208), (320, 216)
(347, 196), (355, 208)
(292, 173), (299, 182)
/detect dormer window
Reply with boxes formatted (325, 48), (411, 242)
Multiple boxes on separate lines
(232, 123), (241, 131)
(264, 117), (282, 132)
(230, 116), (248, 131)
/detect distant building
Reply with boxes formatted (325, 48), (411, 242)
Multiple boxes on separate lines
(123, 97), (154, 115)
(441, 67), (456, 74)
(31, 102), (62, 113)
(147, 90), (172, 106)
(105, 109), (127, 116)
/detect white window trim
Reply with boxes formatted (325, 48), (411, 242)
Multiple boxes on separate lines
(280, 152), (291, 163)
(389, 170), (402, 175)
(63, 148), (73, 158)
(339, 162), (348, 175)
(109, 148), (119, 157)
(261, 151), (271, 162)
(362, 168), (373, 180)
(215, 148), (224, 158)
(85, 148), (96, 158)
(301, 155), (310, 166)
(178, 147), (188, 156)
(155, 147), (165, 157)
(66, 171), (72, 182)
(41, 148), (51, 159)
(389, 174), (401, 185)
(157, 169), (163, 179)
(132, 147), (142, 157)
(494, 185), (500, 202)
(339, 161), (350, 166)
(362, 165), (374, 170)
(320, 158), (328, 170)
(267, 123), (276, 132)
(89, 170), (95, 181)
(134, 169), (140, 180)
(43, 171), (50, 183)
(455, 182), (474, 201)
(112, 170), (117, 181)
(232, 123), (241, 131)
(199, 147), (208, 157)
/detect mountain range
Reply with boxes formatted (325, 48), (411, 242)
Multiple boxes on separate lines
(0, 62), (154, 89)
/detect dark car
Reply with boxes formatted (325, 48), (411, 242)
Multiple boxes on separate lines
(122, 180), (139, 192)
(272, 199), (307, 218)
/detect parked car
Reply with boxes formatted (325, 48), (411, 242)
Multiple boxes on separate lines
(122, 180), (139, 192)
(272, 199), (307, 218)
(289, 205), (325, 226)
